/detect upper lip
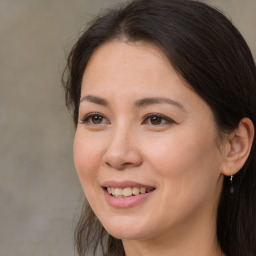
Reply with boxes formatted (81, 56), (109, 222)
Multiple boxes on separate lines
(101, 180), (155, 189)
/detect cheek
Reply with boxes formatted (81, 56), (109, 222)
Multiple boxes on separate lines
(73, 131), (103, 190)
(146, 126), (220, 172)
(143, 128), (222, 198)
(141, 132), (223, 228)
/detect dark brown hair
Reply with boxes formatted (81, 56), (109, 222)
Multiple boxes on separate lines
(62, 0), (256, 255)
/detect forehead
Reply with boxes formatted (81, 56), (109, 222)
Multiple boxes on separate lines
(81, 40), (198, 103)
(81, 40), (185, 95)
(87, 39), (169, 67)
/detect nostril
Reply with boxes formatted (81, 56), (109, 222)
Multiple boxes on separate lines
(105, 162), (112, 168)
(104, 160), (134, 170)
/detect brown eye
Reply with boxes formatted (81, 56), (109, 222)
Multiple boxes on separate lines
(91, 115), (104, 124)
(143, 113), (174, 126)
(81, 113), (109, 125)
(149, 116), (163, 125)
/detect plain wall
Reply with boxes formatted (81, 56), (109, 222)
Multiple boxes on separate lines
(0, 0), (255, 255)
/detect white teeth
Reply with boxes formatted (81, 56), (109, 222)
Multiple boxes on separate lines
(114, 188), (123, 197)
(140, 187), (146, 193)
(132, 187), (140, 195)
(106, 186), (154, 197)
(123, 187), (132, 197)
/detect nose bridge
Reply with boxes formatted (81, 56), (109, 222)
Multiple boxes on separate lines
(103, 121), (142, 169)
(111, 123), (130, 149)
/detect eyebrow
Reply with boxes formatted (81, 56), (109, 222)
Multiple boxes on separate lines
(80, 95), (109, 106)
(134, 97), (185, 110)
(80, 95), (185, 111)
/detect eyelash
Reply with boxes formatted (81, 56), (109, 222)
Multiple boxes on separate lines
(142, 113), (175, 126)
(80, 112), (175, 126)
(80, 112), (109, 125)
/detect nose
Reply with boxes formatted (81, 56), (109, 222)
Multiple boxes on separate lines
(102, 127), (143, 170)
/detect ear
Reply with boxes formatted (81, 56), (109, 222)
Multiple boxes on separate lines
(221, 117), (255, 176)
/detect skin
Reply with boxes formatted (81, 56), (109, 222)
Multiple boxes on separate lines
(73, 40), (231, 256)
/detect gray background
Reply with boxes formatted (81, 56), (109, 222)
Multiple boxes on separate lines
(0, 0), (255, 255)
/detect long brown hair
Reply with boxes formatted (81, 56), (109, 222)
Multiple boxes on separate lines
(62, 0), (256, 255)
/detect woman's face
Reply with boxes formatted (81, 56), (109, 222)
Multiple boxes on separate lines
(74, 41), (226, 242)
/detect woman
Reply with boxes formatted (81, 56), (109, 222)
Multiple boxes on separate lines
(62, 0), (256, 255)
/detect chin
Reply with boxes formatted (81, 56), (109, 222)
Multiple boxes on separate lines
(100, 215), (151, 240)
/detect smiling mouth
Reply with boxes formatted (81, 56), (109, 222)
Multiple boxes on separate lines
(104, 187), (155, 197)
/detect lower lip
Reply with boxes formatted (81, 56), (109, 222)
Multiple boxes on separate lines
(103, 189), (155, 208)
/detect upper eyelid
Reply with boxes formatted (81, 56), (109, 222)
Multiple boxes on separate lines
(143, 113), (175, 121)
(144, 113), (169, 118)
(80, 112), (109, 123)
(81, 112), (106, 118)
